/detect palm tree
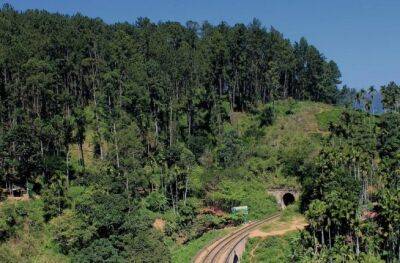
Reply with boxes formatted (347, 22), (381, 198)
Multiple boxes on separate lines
(365, 99), (372, 114)
(360, 89), (366, 112)
(355, 92), (362, 109)
(368, 86), (376, 114)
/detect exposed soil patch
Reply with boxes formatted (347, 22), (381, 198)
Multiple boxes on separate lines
(153, 218), (166, 232)
(249, 216), (307, 238)
(0, 194), (31, 207)
(200, 206), (226, 217)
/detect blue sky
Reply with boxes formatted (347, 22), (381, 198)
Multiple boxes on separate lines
(3, 0), (400, 89)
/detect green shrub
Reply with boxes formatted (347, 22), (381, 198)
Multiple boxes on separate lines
(242, 233), (299, 263)
(0, 203), (18, 241)
(0, 244), (17, 263)
(124, 229), (171, 263)
(215, 130), (245, 168)
(0, 200), (44, 241)
(145, 191), (168, 212)
(73, 238), (122, 263)
(259, 106), (276, 127)
(315, 107), (343, 130)
(207, 179), (278, 220)
(50, 209), (95, 253)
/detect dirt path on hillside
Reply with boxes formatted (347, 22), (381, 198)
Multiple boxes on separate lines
(245, 216), (307, 263)
(249, 216), (307, 238)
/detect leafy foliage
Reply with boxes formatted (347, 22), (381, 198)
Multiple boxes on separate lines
(0, 4), (354, 262)
(294, 106), (400, 262)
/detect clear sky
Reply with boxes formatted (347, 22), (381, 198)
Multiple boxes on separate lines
(3, 0), (400, 89)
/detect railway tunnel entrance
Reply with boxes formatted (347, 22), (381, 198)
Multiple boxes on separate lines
(267, 188), (299, 209)
(282, 192), (295, 206)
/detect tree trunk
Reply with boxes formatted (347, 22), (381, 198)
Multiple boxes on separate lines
(66, 148), (69, 186)
(169, 99), (173, 147)
(397, 239), (400, 263)
(113, 122), (120, 169)
(175, 177), (178, 209)
(79, 143), (85, 169)
(328, 226), (332, 263)
(170, 184), (176, 214)
(313, 230), (317, 254)
(356, 234), (360, 256)
(155, 117), (159, 146)
(93, 88), (104, 160)
(184, 175), (189, 205)
(187, 103), (192, 137)
(283, 71), (288, 98)
(328, 225), (332, 250)
(40, 140), (44, 157)
(262, 86), (266, 103)
(107, 95), (120, 169)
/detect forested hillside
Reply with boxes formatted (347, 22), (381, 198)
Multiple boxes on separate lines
(0, 4), (342, 191)
(288, 81), (400, 262)
(3, 4), (399, 262)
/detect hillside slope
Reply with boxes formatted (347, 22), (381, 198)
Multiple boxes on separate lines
(0, 100), (343, 263)
(171, 100), (343, 262)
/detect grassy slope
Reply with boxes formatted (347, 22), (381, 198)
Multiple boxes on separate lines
(249, 100), (339, 187)
(242, 232), (299, 263)
(173, 101), (343, 262)
(0, 199), (70, 263)
(238, 101), (344, 263)
(242, 204), (303, 263)
(206, 100), (341, 204)
(261, 101), (332, 187)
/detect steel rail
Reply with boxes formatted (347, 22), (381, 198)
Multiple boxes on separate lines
(198, 213), (281, 263)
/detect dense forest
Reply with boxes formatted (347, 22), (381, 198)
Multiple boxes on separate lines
(0, 4), (342, 191)
(294, 81), (400, 262)
(1, 4), (400, 263)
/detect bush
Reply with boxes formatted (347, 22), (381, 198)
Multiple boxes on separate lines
(208, 179), (278, 220)
(122, 208), (156, 234)
(0, 188), (6, 201)
(207, 180), (245, 210)
(0, 203), (19, 241)
(242, 234), (298, 263)
(315, 107), (343, 130)
(285, 98), (296, 115)
(163, 210), (181, 237)
(215, 130), (245, 168)
(73, 238), (123, 263)
(0, 201), (43, 241)
(42, 180), (68, 221)
(124, 229), (171, 263)
(0, 245), (16, 263)
(177, 197), (202, 225)
(230, 212), (246, 225)
(50, 209), (95, 253)
(259, 106), (276, 127)
(145, 191), (168, 212)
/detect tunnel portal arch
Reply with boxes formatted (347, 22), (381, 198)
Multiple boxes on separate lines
(267, 188), (299, 209)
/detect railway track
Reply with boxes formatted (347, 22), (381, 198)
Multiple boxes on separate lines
(193, 213), (281, 263)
